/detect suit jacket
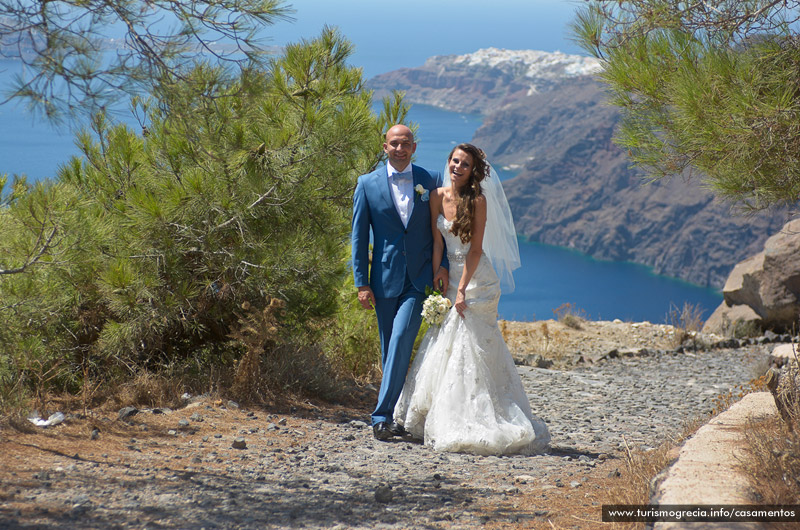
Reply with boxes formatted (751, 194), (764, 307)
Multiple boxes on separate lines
(351, 164), (445, 299)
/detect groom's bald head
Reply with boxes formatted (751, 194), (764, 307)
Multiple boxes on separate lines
(385, 124), (414, 142)
(384, 124), (416, 172)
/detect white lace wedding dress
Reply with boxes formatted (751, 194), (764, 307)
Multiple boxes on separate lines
(394, 215), (550, 455)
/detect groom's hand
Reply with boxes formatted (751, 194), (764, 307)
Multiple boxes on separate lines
(357, 286), (375, 310)
(433, 267), (449, 294)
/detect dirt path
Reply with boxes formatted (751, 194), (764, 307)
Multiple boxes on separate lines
(0, 321), (769, 529)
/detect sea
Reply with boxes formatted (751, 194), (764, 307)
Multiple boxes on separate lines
(0, 0), (725, 323)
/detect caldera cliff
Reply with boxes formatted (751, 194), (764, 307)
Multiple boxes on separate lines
(368, 48), (787, 288)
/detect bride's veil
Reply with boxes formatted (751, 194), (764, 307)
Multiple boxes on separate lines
(442, 162), (521, 293)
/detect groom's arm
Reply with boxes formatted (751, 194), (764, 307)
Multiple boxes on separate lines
(352, 177), (375, 309)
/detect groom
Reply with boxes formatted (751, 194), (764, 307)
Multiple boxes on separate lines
(351, 124), (448, 441)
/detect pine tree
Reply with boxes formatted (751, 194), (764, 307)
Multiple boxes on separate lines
(573, 1), (800, 210)
(0, 27), (398, 406)
(0, 0), (291, 120)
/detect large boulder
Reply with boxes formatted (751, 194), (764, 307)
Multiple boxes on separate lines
(703, 219), (800, 334)
(702, 301), (761, 336)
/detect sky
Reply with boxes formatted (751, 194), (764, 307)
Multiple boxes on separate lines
(0, 0), (590, 180)
(263, 0), (587, 77)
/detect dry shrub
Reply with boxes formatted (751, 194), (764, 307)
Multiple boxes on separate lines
(228, 297), (286, 402)
(227, 297), (344, 405)
(711, 374), (769, 417)
(742, 362), (800, 506)
(501, 321), (569, 362)
(600, 417), (707, 530)
(114, 370), (188, 409)
(740, 410), (800, 506)
(667, 302), (705, 348)
(553, 302), (586, 330)
(536, 322), (567, 359)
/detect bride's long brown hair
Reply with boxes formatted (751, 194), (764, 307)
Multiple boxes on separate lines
(449, 143), (490, 244)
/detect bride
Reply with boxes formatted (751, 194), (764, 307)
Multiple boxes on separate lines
(393, 143), (550, 455)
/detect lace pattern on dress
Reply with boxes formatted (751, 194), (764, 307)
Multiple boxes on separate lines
(393, 214), (550, 455)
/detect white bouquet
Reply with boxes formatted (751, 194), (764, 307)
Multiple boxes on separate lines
(421, 291), (452, 326)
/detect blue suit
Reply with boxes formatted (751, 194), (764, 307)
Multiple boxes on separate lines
(352, 163), (446, 425)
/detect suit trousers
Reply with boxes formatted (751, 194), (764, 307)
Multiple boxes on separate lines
(372, 273), (425, 425)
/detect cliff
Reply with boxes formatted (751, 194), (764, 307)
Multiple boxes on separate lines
(368, 49), (788, 288)
(368, 47), (601, 115)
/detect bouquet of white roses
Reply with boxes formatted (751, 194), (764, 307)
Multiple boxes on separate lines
(421, 291), (452, 326)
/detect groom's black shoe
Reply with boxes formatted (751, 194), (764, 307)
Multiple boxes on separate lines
(373, 422), (392, 441)
(387, 421), (406, 437)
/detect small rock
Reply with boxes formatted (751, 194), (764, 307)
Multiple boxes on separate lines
(118, 406), (138, 421)
(226, 400), (240, 409)
(190, 413), (203, 422)
(522, 353), (553, 369)
(72, 494), (90, 506)
(178, 419), (190, 428)
(375, 484), (393, 503)
(232, 437), (247, 450)
(90, 428), (100, 440)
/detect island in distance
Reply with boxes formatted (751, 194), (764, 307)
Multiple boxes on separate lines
(368, 48), (787, 289)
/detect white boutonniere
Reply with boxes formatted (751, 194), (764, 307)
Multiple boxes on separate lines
(415, 184), (430, 201)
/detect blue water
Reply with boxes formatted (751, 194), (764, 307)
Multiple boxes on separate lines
(0, 2), (724, 324)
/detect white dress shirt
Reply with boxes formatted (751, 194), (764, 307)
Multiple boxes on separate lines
(387, 162), (414, 227)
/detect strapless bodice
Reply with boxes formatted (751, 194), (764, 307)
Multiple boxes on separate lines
(437, 214), (471, 264)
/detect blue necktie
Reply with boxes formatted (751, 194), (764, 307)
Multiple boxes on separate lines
(394, 171), (411, 183)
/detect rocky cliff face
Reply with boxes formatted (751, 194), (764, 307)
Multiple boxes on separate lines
(368, 49), (788, 288)
(368, 48), (601, 115)
(704, 218), (800, 334)
(475, 77), (787, 287)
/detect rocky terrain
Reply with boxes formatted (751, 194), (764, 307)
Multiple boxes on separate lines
(0, 320), (772, 529)
(368, 49), (789, 288)
(704, 217), (800, 334)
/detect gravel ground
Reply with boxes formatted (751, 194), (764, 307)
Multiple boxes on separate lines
(0, 321), (772, 530)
